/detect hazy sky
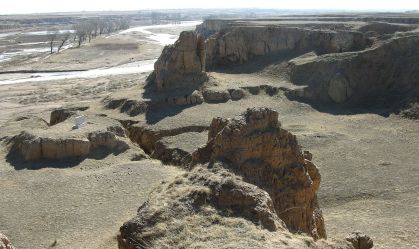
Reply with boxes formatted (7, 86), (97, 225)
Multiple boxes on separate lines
(2, 0), (419, 14)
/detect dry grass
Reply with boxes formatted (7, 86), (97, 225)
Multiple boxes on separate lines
(119, 166), (351, 249)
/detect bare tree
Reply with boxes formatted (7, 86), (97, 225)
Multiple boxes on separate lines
(57, 32), (71, 53)
(47, 29), (58, 54)
(90, 19), (99, 38)
(73, 23), (86, 47)
(98, 19), (107, 36)
(70, 17), (131, 48)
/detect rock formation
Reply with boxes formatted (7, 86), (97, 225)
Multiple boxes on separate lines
(118, 108), (374, 248)
(0, 233), (15, 249)
(201, 25), (368, 69)
(5, 113), (134, 163)
(346, 232), (374, 249)
(8, 129), (130, 162)
(289, 34), (419, 104)
(192, 19), (418, 113)
(192, 107), (326, 239)
(119, 166), (351, 248)
(147, 31), (207, 91)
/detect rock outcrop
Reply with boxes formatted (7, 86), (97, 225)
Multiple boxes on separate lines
(192, 107), (326, 239)
(118, 108), (372, 249)
(118, 166), (357, 249)
(8, 129), (130, 162)
(5, 113), (133, 163)
(289, 34), (419, 104)
(147, 31), (208, 91)
(118, 108), (374, 249)
(0, 233), (15, 249)
(202, 25), (368, 69)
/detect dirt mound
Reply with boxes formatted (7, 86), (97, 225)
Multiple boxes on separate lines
(147, 31), (208, 91)
(0, 233), (15, 249)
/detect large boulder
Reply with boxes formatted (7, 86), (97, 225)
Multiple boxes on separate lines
(148, 31), (208, 91)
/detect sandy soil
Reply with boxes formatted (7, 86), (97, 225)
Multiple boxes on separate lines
(0, 17), (418, 249)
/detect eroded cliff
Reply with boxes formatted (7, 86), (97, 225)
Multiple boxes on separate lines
(117, 108), (373, 249)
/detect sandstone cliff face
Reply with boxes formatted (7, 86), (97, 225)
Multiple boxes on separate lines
(195, 19), (234, 37)
(193, 107), (326, 239)
(289, 34), (419, 104)
(148, 31), (207, 91)
(202, 25), (368, 69)
(0, 233), (15, 249)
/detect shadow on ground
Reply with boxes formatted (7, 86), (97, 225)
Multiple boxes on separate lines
(286, 91), (419, 118)
(6, 146), (127, 170)
(207, 51), (299, 75)
(142, 81), (201, 125)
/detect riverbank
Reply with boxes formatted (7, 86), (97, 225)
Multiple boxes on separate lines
(0, 21), (201, 85)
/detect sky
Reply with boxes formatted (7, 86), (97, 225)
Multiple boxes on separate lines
(1, 0), (419, 14)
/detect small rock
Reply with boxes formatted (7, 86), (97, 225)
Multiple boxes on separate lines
(0, 233), (15, 249)
(202, 89), (231, 103)
(229, 88), (245, 100)
(345, 231), (373, 249)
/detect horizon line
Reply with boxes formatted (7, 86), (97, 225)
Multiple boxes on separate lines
(1, 8), (418, 16)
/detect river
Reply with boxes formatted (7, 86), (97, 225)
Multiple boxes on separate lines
(0, 21), (202, 85)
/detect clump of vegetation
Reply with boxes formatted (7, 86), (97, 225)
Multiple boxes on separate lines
(72, 18), (130, 47)
(46, 17), (130, 53)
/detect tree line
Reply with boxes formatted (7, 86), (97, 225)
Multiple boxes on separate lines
(47, 17), (130, 54)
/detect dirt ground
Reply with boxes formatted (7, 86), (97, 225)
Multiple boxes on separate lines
(0, 19), (418, 249)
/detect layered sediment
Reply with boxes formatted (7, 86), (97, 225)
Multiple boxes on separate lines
(203, 26), (368, 69)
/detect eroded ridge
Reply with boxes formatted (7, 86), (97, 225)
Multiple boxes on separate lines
(118, 108), (374, 249)
(192, 107), (326, 239)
